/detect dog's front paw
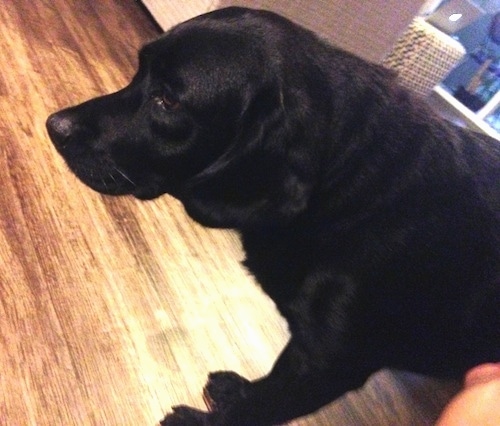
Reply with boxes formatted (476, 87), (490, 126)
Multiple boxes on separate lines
(203, 371), (251, 413)
(160, 405), (210, 426)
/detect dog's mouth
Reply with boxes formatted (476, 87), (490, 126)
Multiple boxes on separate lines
(61, 154), (171, 200)
(67, 165), (168, 202)
(64, 157), (137, 195)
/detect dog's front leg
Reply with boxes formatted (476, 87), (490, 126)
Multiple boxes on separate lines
(161, 340), (371, 426)
(201, 338), (373, 425)
(161, 273), (373, 425)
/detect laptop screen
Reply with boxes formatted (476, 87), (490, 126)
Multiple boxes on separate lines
(426, 0), (485, 34)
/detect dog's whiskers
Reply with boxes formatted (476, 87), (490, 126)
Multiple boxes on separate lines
(114, 168), (136, 187)
(100, 176), (109, 191)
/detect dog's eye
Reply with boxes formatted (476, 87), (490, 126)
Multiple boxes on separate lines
(155, 95), (181, 111)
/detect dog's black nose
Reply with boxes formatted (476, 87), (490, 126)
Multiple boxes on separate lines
(46, 111), (79, 149)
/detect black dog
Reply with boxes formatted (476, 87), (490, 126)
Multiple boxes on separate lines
(46, 7), (499, 425)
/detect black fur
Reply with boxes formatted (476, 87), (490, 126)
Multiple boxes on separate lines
(46, 8), (499, 425)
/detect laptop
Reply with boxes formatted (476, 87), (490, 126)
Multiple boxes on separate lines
(426, 0), (485, 34)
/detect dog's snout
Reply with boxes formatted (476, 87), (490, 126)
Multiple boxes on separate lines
(46, 112), (81, 148)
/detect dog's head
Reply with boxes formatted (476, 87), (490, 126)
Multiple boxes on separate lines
(46, 7), (391, 228)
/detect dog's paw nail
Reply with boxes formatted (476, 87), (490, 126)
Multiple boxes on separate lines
(203, 388), (216, 412)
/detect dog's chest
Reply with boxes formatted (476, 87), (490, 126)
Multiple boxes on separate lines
(240, 228), (316, 306)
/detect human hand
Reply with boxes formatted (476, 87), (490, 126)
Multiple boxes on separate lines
(436, 363), (500, 425)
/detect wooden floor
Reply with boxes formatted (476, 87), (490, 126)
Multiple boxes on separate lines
(0, 1), (459, 425)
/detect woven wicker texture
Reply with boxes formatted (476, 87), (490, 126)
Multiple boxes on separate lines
(383, 18), (466, 97)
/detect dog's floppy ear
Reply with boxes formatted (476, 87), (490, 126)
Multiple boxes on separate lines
(183, 85), (314, 228)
